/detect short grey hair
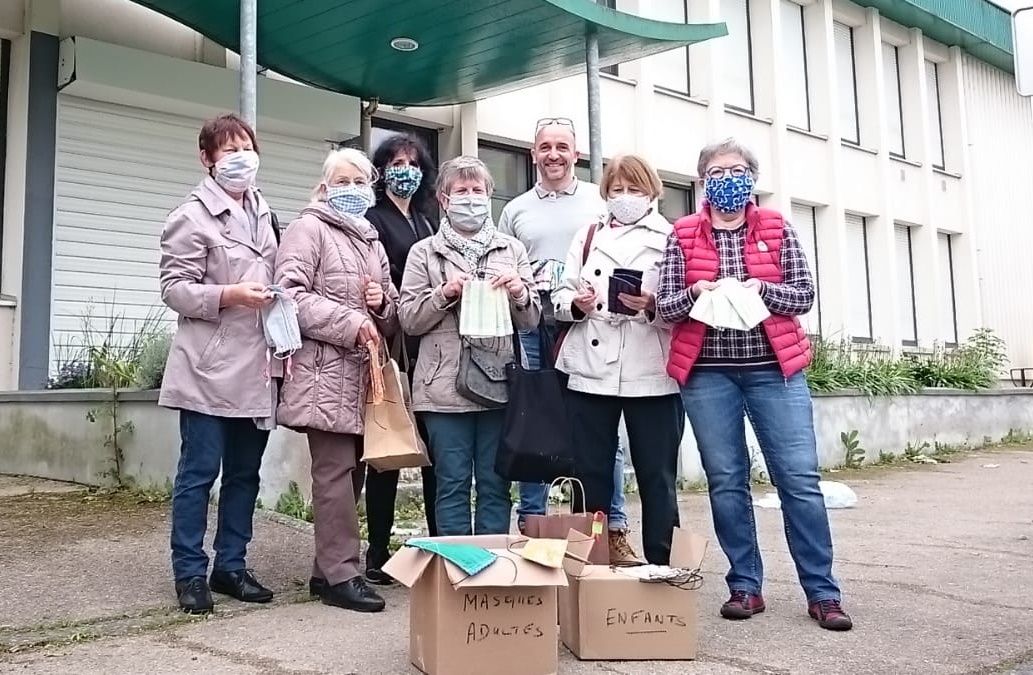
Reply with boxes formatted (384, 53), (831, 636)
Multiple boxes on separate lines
(436, 155), (495, 196)
(696, 138), (760, 178)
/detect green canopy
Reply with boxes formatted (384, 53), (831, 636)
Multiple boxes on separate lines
(130, 0), (727, 106)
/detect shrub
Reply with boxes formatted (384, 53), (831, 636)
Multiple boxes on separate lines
(134, 332), (173, 390)
(806, 329), (1007, 395)
(48, 301), (169, 390)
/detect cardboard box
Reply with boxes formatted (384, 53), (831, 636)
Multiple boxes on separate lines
(559, 528), (707, 661)
(383, 535), (570, 675)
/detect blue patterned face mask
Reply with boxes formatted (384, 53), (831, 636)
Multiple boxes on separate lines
(705, 174), (755, 214)
(384, 165), (423, 199)
(326, 184), (374, 217)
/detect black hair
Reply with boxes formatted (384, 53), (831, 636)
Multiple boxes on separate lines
(371, 133), (437, 218)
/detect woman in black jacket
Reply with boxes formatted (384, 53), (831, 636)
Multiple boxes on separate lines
(362, 133), (438, 583)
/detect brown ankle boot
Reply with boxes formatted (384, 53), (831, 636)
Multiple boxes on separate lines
(608, 529), (644, 565)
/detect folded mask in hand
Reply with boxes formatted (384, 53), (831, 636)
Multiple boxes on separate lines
(459, 278), (514, 338)
(261, 286), (302, 359)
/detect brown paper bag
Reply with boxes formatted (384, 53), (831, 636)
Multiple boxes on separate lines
(364, 343), (429, 472)
(522, 477), (609, 565)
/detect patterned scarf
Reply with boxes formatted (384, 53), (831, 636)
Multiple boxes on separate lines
(440, 217), (497, 268)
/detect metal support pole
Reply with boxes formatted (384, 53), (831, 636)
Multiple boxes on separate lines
(239, 0), (258, 128)
(585, 25), (603, 183)
(359, 98), (380, 151)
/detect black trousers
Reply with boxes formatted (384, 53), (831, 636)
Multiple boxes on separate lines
(566, 390), (684, 565)
(362, 404), (438, 550)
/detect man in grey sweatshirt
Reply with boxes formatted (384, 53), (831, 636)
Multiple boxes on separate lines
(498, 118), (639, 565)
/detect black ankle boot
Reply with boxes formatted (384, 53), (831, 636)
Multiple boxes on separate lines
(364, 546), (395, 586)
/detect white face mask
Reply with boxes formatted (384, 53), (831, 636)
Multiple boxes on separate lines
(447, 194), (491, 233)
(607, 193), (651, 225)
(213, 150), (260, 193)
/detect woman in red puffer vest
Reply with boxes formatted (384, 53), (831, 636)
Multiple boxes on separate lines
(655, 138), (852, 632)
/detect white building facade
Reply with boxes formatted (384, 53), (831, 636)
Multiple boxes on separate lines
(0, 0), (1030, 390)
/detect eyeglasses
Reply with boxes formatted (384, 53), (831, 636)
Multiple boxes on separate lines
(535, 117), (575, 133)
(704, 164), (750, 180)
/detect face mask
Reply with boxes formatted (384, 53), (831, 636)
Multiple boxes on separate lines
(213, 150), (260, 193)
(326, 184), (374, 218)
(447, 194), (491, 233)
(406, 539), (498, 577)
(607, 194), (651, 224)
(260, 286), (302, 360)
(704, 174), (755, 214)
(384, 165), (423, 199)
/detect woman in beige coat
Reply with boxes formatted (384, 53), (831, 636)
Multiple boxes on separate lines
(159, 113), (279, 615)
(275, 148), (398, 613)
(398, 156), (540, 536)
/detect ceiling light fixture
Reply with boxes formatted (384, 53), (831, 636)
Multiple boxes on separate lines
(390, 37), (419, 52)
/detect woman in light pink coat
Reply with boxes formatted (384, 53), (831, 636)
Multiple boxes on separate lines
(159, 113), (279, 615)
(275, 148), (398, 613)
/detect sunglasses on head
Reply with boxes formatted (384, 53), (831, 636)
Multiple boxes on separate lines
(535, 117), (575, 133)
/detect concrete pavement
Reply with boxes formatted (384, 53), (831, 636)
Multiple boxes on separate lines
(1, 448), (1032, 674)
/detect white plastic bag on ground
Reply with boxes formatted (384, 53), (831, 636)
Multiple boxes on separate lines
(819, 481), (857, 509)
(752, 481), (858, 510)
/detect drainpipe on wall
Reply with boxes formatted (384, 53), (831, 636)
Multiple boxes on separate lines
(360, 98), (380, 151)
(585, 24), (603, 183)
(239, 0), (258, 128)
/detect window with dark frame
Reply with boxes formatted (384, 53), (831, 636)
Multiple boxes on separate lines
(658, 183), (695, 222)
(478, 143), (533, 223)
(845, 213), (873, 342)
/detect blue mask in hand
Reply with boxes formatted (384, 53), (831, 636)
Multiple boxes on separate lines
(406, 539), (498, 576)
(704, 174), (755, 214)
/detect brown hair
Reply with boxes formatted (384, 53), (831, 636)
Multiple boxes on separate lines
(600, 154), (663, 200)
(198, 113), (259, 158)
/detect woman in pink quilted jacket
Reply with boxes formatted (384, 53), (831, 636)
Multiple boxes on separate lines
(274, 148), (398, 613)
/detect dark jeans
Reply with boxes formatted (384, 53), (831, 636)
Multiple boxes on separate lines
(680, 366), (840, 603)
(422, 410), (512, 536)
(565, 390), (684, 565)
(170, 410), (269, 581)
(363, 416), (438, 549)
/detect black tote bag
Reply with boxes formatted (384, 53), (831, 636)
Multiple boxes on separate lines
(494, 320), (575, 482)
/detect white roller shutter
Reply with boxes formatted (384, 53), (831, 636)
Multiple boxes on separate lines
(834, 22), (859, 144)
(883, 43), (905, 156)
(51, 96), (328, 367)
(938, 232), (958, 344)
(894, 225), (917, 343)
(791, 203), (819, 335)
(721, 0), (754, 111)
(926, 60), (945, 168)
(845, 213), (872, 339)
(781, 0), (810, 129)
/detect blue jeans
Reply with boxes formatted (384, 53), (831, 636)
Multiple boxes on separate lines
(422, 410), (512, 536)
(170, 410), (269, 581)
(516, 328), (629, 530)
(680, 366), (840, 603)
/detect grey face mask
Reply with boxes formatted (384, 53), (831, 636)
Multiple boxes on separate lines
(261, 286), (302, 360)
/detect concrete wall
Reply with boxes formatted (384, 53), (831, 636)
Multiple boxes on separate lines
(3, 389), (1033, 502)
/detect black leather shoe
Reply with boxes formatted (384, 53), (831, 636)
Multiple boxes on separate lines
(309, 576), (327, 597)
(364, 546), (396, 586)
(321, 576), (386, 613)
(175, 576), (214, 614)
(209, 569), (274, 603)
